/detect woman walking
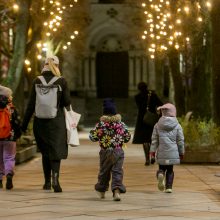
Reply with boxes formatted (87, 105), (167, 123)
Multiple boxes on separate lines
(22, 55), (71, 192)
(132, 82), (162, 165)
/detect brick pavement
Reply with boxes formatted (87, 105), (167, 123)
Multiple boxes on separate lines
(0, 133), (220, 220)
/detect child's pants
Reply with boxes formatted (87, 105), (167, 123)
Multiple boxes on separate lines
(95, 147), (126, 193)
(157, 165), (174, 189)
(0, 141), (16, 180)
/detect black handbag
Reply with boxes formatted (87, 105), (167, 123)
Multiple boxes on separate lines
(143, 91), (159, 127)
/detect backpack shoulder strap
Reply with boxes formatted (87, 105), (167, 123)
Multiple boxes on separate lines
(37, 76), (62, 91)
(48, 76), (60, 85)
(37, 76), (60, 85)
(37, 76), (47, 85)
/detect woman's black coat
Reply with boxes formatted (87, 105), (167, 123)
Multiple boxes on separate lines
(22, 71), (71, 160)
(132, 90), (163, 144)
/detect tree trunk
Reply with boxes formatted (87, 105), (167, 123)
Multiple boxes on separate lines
(168, 50), (185, 116)
(4, 0), (31, 111)
(211, 1), (220, 125)
(190, 32), (211, 119)
(155, 58), (164, 98)
(5, 0), (30, 90)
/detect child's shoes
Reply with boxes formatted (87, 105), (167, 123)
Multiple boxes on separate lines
(113, 189), (121, 201)
(6, 174), (13, 190)
(165, 188), (172, 193)
(96, 191), (105, 199)
(157, 172), (165, 191)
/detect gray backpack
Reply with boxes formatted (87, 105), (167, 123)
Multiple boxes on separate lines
(35, 76), (62, 119)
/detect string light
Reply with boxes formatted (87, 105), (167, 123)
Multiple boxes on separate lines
(141, 0), (211, 58)
(37, 55), (42, 60)
(24, 59), (30, 66)
(38, 0), (79, 52)
(9, 1), (79, 73)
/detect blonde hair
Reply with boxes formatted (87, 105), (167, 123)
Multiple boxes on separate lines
(47, 58), (61, 77)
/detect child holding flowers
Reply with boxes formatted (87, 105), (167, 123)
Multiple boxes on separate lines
(89, 98), (131, 201)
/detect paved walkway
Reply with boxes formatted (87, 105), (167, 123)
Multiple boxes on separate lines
(0, 132), (220, 220)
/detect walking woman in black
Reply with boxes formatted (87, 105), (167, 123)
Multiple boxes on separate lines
(22, 55), (71, 192)
(132, 82), (163, 165)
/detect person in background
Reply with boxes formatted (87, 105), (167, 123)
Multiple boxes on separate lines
(150, 103), (185, 193)
(21, 55), (71, 193)
(132, 82), (163, 165)
(0, 85), (21, 190)
(89, 98), (131, 201)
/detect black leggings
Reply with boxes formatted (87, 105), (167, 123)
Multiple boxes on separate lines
(42, 156), (61, 177)
(159, 164), (173, 173)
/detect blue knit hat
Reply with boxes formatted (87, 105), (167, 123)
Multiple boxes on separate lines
(103, 98), (117, 115)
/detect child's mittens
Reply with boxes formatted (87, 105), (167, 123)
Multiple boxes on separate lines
(149, 152), (156, 164)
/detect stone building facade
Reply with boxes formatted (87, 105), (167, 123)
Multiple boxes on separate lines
(65, 0), (157, 99)
(63, 0), (164, 126)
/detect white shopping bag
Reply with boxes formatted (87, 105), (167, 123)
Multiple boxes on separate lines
(64, 106), (81, 147)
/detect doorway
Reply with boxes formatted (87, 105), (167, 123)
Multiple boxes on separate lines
(96, 51), (129, 98)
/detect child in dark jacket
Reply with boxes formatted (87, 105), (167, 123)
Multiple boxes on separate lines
(0, 85), (21, 190)
(89, 98), (131, 201)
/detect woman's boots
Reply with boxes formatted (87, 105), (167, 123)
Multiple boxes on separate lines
(42, 158), (62, 192)
(52, 172), (62, 193)
(43, 172), (62, 193)
(42, 157), (51, 190)
(43, 176), (51, 190)
(143, 143), (150, 166)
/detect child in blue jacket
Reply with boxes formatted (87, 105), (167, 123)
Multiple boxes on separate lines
(150, 103), (184, 193)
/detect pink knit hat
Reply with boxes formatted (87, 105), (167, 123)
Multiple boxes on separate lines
(157, 103), (176, 117)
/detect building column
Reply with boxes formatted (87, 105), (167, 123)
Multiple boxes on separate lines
(142, 55), (148, 83)
(84, 57), (90, 97)
(90, 53), (97, 97)
(148, 59), (156, 90)
(129, 56), (134, 86)
(135, 56), (141, 85)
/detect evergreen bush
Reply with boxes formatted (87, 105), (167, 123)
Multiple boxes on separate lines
(179, 117), (220, 151)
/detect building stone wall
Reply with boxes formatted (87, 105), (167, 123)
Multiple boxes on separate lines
(65, 1), (156, 98)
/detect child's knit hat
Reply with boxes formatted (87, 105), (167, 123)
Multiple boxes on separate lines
(103, 98), (117, 115)
(157, 103), (176, 117)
